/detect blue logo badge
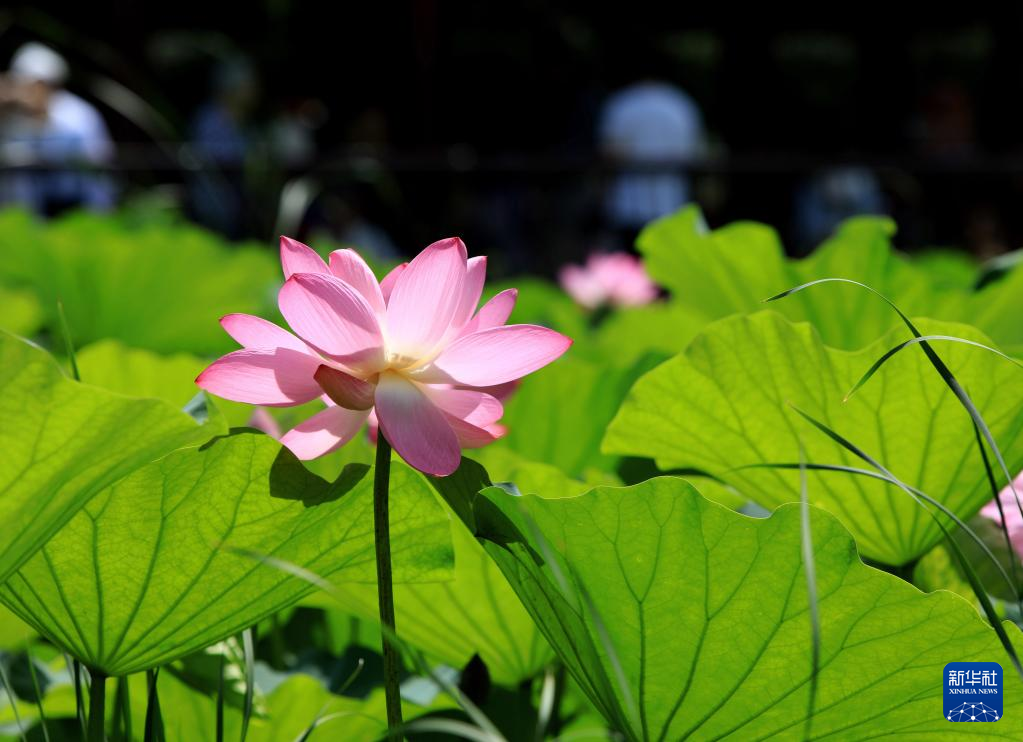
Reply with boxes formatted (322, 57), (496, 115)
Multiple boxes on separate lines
(944, 662), (1002, 722)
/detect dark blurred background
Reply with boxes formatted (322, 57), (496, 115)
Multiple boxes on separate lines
(2, 3), (1023, 274)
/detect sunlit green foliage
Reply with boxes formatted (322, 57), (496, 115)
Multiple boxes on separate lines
(2, 205), (1023, 740)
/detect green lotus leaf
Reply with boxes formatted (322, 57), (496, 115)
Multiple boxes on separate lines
(498, 352), (661, 478)
(0, 209), (280, 355)
(0, 432), (452, 675)
(117, 668), (454, 742)
(587, 301), (707, 367)
(320, 452), (589, 686)
(0, 331), (221, 584)
(0, 287), (42, 337)
(604, 311), (1023, 565)
(76, 339), (255, 427)
(452, 475), (1023, 740)
(74, 338), (380, 484)
(639, 205), (1023, 352)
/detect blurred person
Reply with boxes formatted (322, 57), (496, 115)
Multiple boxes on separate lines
(187, 57), (259, 238)
(312, 191), (399, 262)
(269, 98), (327, 169)
(793, 167), (887, 253)
(0, 42), (115, 215)
(304, 106), (400, 262)
(598, 80), (706, 245)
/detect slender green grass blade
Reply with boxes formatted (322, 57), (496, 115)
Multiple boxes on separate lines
(764, 278), (910, 314)
(240, 627), (255, 742)
(270, 614), (285, 669)
(336, 658), (364, 696)
(71, 657), (86, 738)
(226, 545), (507, 741)
(939, 374), (1023, 528)
(767, 277), (1023, 543)
(291, 710), (387, 742)
(293, 661), (369, 742)
(737, 461), (1017, 598)
(942, 531), (1016, 670)
(846, 334), (1023, 401)
(972, 420), (1023, 605)
(516, 504), (640, 738)
(56, 300), (80, 382)
(534, 667), (557, 742)
(798, 451), (819, 742)
(785, 405), (1023, 680)
(787, 406), (1016, 597)
(0, 657), (26, 742)
(403, 718), (505, 741)
(216, 653), (224, 742)
(25, 646), (50, 742)
(402, 645), (507, 742)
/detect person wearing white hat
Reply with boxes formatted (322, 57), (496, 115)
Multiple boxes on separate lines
(0, 42), (115, 215)
(598, 79), (706, 245)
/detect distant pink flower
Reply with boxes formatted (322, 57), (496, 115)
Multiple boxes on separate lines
(980, 471), (1023, 558)
(247, 408), (282, 440)
(558, 252), (658, 310)
(197, 237), (571, 476)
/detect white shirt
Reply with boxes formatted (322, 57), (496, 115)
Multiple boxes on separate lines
(0, 89), (115, 212)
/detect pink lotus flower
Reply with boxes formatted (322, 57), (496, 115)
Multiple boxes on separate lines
(981, 471), (1023, 558)
(197, 237), (572, 476)
(558, 252), (658, 310)
(364, 380), (520, 445)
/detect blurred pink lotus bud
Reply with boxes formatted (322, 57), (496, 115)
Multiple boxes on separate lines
(558, 252), (658, 310)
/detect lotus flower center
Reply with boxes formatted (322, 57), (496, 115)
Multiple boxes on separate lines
(385, 351), (424, 372)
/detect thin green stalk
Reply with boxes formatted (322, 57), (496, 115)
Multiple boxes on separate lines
(973, 420), (1023, 603)
(113, 676), (130, 742)
(241, 627), (255, 742)
(798, 452), (819, 742)
(56, 300), (80, 381)
(374, 433), (403, 740)
(144, 669), (162, 742)
(767, 278), (1023, 533)
(239, 626), (255, 740)
(787, 405), (1023, 680)
(0, 657), (25, 742)
(26, 647), (50, 742)
(534, 667), (557, 742)
(547, 665), (567, 740)
(87, 668), (106, 742)
(270, 613), (285, 668)
(223, 547), (505, 740)
(216, 653), (224, 742)
(71, 657), (86, 738)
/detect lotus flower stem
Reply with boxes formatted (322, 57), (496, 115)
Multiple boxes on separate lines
(87, 668), (106, 742)
(373, 432), (403, 739)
